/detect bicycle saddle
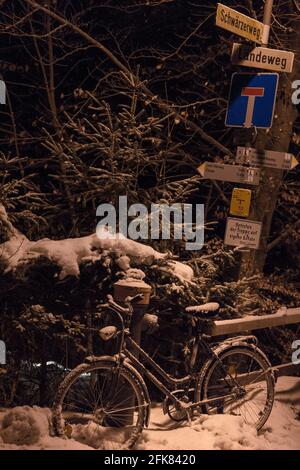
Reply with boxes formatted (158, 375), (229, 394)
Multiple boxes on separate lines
(185, 302), (220, 319)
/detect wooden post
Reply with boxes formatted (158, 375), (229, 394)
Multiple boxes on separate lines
(113, 279), (152, 355)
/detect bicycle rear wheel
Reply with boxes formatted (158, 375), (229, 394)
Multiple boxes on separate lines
(53, 359), (147, 449)
(195, 345), (275, 431)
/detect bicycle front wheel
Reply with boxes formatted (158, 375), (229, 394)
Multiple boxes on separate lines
(53, 359), (148, 449)
(195, 345), (275, 431)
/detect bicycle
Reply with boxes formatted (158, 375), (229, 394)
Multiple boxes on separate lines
(52, 294), (275, 450)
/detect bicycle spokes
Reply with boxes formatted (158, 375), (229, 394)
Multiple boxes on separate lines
(56, 364), (146, 449)
(200, 348), (274, 429)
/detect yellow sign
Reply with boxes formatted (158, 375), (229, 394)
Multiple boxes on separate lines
(216, 3), (264, 44)
(230, 188), (252, 217)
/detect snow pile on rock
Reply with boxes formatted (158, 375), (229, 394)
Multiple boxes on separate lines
(0, 205), (193, 282)
(0, 406), (51, 446)
(0, 407), (91, 450)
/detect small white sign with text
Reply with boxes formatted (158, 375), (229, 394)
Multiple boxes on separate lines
(225, 218), (262, 250)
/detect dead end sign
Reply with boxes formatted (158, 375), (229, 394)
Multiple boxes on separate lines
(225, 218), (262, 250)
(225, 73), (279, 129)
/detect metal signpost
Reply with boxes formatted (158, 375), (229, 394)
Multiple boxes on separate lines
(231, 43), (294, 73)
(198, 162), (260, 185)
(262, 0), (274, 46)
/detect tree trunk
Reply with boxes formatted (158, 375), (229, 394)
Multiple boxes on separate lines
(239, 78), (297, 277)
(239, 4), (299, 278)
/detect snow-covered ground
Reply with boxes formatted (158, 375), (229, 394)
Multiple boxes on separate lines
(0, 376), (299, 450)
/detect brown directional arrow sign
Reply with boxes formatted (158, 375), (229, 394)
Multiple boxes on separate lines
(236, 147), (299, 171)
(198, 162), (260, 185)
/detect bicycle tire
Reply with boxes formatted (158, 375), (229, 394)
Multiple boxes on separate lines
(52, 359), (148, 449)
(195, 344), (275, 431)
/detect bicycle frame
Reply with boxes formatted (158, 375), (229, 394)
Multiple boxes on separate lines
(125, 336), (192, 396)
(103, 302), (251, 411)
(107, 302), (213, 382)
(121, 337), (238, 411)
(102, 304), (204, 405)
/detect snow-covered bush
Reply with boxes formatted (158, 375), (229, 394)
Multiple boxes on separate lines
(1, 205), (300, 404)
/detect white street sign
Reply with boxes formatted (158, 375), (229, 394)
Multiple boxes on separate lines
(198, 162), (260, 185)
(231, 43), (295, 74)
(216, 3), (264, 44)
(225, 218), (262, 250)
(236, 147), (299, 171)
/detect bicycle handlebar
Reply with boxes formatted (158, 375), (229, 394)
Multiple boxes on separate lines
(106, 293), (144, 315)
(107, 295), (130, 314)
(125, 293), (144, 304)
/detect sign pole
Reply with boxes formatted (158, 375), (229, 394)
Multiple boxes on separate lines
(237, 0), (296, 279)
(262, 0), (274, 46)
(230, 1), (294, 74)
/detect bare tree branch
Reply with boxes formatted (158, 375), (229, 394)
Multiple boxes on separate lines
(22, 0), (233, 157)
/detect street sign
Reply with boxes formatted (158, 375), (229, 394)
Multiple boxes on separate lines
(236, 146), (299, 170)
(216, 3), (264, 44)
(0, 81), (6, 104)
(198, 162), (260, 185)
(231, 43), (295, 74)
(225, 218), (262, 250)
(230, 188), (252, 217)
(225, 73), (279, 128)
